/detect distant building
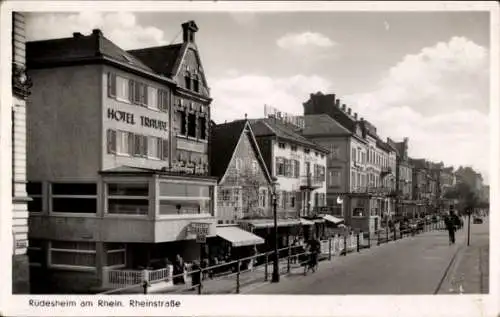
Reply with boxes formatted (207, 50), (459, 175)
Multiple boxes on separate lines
(26, 21), (218, 293)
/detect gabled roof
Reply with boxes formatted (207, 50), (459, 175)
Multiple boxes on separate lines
(302, 114), (366, 143)
(127, 44), (184, 77)
(27, 30), (154, 73)
(210, 119), (272, 184)
(250, 118), (329, 154)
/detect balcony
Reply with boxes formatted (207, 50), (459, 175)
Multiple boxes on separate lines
(351, 186), (393, 196)
(380, 166), (392, 177)
(299, 174), (323, 190)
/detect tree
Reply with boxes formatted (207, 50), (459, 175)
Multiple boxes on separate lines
(443, 181), (480, 214)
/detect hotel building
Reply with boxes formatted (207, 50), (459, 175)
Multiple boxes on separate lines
(26, 21), (218, 293)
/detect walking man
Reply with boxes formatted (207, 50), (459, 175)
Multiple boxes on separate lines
(445, 211), (457, 245)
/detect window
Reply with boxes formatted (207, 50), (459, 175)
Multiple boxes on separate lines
(133, 134), (148, 157)
(351, 171), (356, 188)
(116, 76), (129, 101)
(116, 130), (133, 155)
(105, 243), (126, 267)
(159, 182), (212, 215)
(185, 72), (191, 90)
(278, 142), (286, 149)
(49, 241), (96, 269)
(291, 145), (297, 152)
(284, 159), (291, 177)
(157, 89), (169, 112)
(107, 183), (149, 215)
(352, 148), (356, 162)
(304, 148), (310, 154)
(252, 160), (258, 174)
(175, 111), (186, 135)
(27, 182), (43, 212)
(330, 145), (340, 159)
(147, 136), (162, 159)
(290, 192), (296, 208)
(147, 86), (158, 109)
(107, 72), (117, 97)
(276, 157), (285, 176)
(51, 183), (97, 214)
(193, 74), (200, 93)
(259, 189), (267, 208)
(328, 170), (341, 187)
(235, 158), (242, 171)
(107, 130), (116, 154)
(187, 113), (196, 137)
(198, 117), (207, 140)
(294, 160), (300, 178)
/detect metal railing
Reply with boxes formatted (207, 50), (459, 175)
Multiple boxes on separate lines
(99, 220), (446, 295)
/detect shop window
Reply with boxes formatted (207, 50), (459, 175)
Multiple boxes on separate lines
(49, 241), (96, 269)
(50, 183), (97, 214)
(27, 181), (43, 212)
(159, 183), (210, 197)
(187, 113), (196, 137)
(105, 243), (126, 268)
(159, 199), (209, 215)
(107, 183), (149, 215)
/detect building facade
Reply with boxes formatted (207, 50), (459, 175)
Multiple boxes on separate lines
(26, 22), (218, 293)
(249, 117), (328, 240)
(12, 12), (31, 294)
(302, 92), (396, 233)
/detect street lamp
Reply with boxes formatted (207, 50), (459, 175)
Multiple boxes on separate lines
(271, 176), (280, 283)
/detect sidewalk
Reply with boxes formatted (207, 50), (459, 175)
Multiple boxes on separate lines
(438, 219), (489, 294)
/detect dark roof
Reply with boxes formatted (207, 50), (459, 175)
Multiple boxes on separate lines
(210, 120), (272, 183)
(250, 118), (329, 154)
(27, 30), (154, 73)
(210, 120), (247, 180)
(127, 44), (184, 77)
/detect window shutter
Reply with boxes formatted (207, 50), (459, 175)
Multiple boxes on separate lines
(163, 90), (169, 111)
(142, 84), (148, 105)
(142, 135), (148, 156)
(157, 89), (163, 110)
(133, 134), (142, 156)
(134, 81), (141, 104)
(128, 80), (135, 102)
(127, 132), (135, 155)
(162, 139), (169, 161)
(107, 129), (116, 154)
(107, 73), (116, 97)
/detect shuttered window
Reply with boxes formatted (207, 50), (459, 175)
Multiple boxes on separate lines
(107, 72), (116, 97)
(107, 129), (116, 154)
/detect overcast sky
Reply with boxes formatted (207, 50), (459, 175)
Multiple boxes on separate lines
(24, 10), (491, 183)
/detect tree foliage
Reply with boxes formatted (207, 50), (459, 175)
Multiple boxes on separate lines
(443, 181), (480, 213)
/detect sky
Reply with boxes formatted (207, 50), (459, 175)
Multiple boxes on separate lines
(24, 10), (491, 183)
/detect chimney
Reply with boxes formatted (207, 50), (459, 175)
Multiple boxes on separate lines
(354, 112), (358, 119)
(347, 108), (352, 115)
(182, 20), (199, 43)
(341, 104), (346, 111)
(73, 32), (83, 38)
(360, 117), (364, 121)
(335, 99), (340, 108)
(92, 29), (102, 37)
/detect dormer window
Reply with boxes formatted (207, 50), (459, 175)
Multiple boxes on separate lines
(184, 71), (191, 90)
(193, 74), (200, 93)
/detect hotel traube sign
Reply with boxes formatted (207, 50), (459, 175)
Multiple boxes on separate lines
(107, 108), (168, 131)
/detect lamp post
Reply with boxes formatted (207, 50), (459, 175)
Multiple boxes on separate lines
(271, 176), (280, 283)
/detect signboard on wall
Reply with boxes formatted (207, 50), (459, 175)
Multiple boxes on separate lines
(189, 222), (210, 243)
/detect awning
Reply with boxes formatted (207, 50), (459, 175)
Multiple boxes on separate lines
(240, 218), (302, 229)
(299, 218), (315, 226)
(322, 215), (345, 225)
(216, 226), (265, 247)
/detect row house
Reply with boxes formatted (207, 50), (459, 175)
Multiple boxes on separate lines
(11, 12), (31, 294)
(409, 158), (438, 217)
(302, 92), (396, 233)
(249, 117), (329, 241)
(26, 21), (218, 294)
(208, 119), (269, 261)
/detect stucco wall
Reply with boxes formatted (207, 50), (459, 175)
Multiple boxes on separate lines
(27, 65), (102, 181)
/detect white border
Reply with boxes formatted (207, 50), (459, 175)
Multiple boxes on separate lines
(1, 1), (498, 317)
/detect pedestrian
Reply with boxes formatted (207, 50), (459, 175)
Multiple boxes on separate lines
(173, 254), (185, 285)
(445, 212), (457, 245)
(191, 260), (201, 291)
(307, 235), (320, 273)
(291, 238), (298, 264)
(200, 257), (208, 280)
